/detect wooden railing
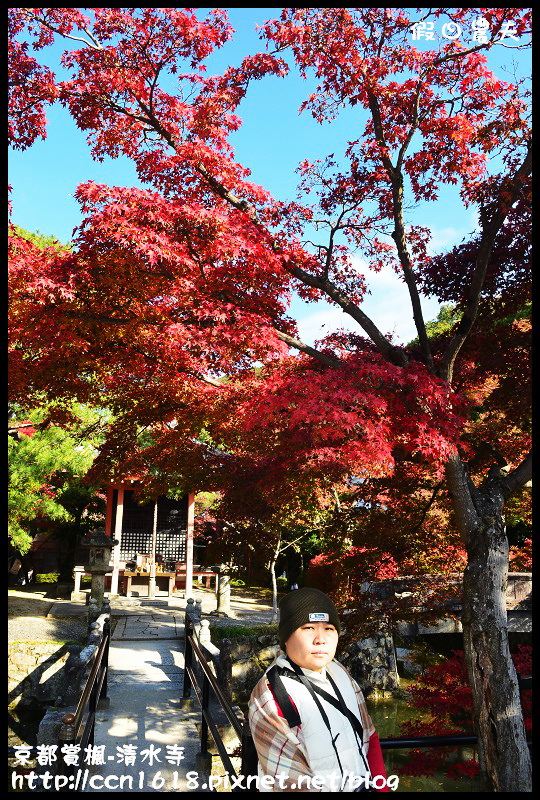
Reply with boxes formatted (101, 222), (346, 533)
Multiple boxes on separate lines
(183, 607), (256, 791)
(55, 612), (111, 791)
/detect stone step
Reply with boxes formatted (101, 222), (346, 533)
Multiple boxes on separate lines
(138, 600), (170, 608)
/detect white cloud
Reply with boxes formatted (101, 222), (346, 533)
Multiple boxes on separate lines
(427, 217), (479, 254)
(292, 216), (478, 348)
(294, 266), (441, 347)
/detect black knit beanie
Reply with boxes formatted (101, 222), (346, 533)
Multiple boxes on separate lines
(278, 587), (341, 651)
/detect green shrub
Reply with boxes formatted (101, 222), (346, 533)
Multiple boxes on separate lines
(211, 623), (278, 644)
(35, 573), (59, 584)
(230, 578), (246, 587)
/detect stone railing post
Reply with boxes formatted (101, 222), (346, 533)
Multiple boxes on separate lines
(56, 712), (77, 783)
(199, 618), (211, 645)
(87, 597), (100, 629)
(217, 637), (233, 703)
(87, 621), (101, 647)
(186, 597), (198, 622)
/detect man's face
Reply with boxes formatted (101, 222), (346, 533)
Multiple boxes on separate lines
(285, 622), (339, 672)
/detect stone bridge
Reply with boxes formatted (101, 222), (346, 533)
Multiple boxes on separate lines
(395, 572), (532, 636)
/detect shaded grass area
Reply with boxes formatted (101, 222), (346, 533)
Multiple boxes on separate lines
(211, 623), (279, 644)
(230, 583), (285, 603)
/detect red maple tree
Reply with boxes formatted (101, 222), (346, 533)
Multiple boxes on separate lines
(399, 646), (531, 783)
(8, 8), (531, 791)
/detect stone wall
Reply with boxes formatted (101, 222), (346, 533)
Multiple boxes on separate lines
(8, 642), (82, 712)
(215, 632), (399, 704)
(9, 608), (111, 759)
(217, 634), (280, 704)
(8, 615), (110, 715)
(338, 633), (400, 697)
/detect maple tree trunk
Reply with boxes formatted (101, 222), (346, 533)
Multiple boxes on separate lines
(270, 567), (278, 624)
(269, 534), (281, 624)
(447, 456), (531, 792)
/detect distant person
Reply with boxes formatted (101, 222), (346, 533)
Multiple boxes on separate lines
(249, 588), (389, 792)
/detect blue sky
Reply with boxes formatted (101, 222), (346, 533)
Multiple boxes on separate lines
(8, 8), (530, 346)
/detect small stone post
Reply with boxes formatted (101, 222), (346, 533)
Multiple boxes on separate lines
(215, 564), (231, 615)
(148, 499), (158, 599)
(71, 565), (86, 602)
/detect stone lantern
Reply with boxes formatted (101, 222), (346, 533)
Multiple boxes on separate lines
(84, 528), (118, 611)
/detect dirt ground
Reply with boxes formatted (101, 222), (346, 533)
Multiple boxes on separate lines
(8, 586), (55, 618)
(8, 586), (92, 644)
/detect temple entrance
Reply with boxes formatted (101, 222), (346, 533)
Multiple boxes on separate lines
(105, 486), (196, 597)
(110, 490), (188, 571)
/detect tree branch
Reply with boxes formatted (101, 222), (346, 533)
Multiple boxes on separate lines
(409, 480), (445, 538)
(28, 12), (102, 50)
(445, 452), (479, 544)
(500, 450), (532, 499)
(367, 90), (434, 371)
(439, 141), (532, 383)
(282, 263), (409, 367)
(274, 330), (343, 368)
(68, 60), (410, 372)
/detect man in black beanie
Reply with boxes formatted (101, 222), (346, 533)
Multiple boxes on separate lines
(248, 588), (390, 792)
(278, 587), (342, 653)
